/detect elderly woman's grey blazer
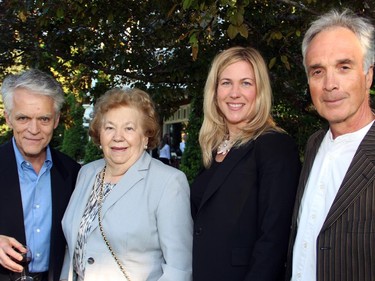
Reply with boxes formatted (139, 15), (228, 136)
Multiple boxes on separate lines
(60, 152), (193, 281)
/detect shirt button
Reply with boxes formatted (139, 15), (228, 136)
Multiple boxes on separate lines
(87, 257), (95, 264)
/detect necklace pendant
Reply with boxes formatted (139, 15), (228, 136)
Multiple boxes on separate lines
(217, 139), (232, 155)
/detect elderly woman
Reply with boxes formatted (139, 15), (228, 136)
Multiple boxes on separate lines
(60, 88), (192, 281)
(191, 46), (301, 281)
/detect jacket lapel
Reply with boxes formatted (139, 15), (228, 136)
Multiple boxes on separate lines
(65, 160), (102, 248)
(90, 152), (150, 230)
(198, 141), (254, 211)
(50, 148), (71, 224)
(295, 130), (326, 209)
(322, 122), (375, 230)
(0, 140), (26, 243)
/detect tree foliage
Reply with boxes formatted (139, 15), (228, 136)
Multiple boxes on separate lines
(83, 139), (103, 164)
(60, 94), (87, 161)
(0, 0), (374, 180)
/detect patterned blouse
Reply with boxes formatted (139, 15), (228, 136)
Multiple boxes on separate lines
(73, 170), (115, 279)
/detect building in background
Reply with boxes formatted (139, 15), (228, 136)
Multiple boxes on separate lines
(163, 104), (190, 167)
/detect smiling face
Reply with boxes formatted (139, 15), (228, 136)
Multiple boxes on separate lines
(100, 106), (148, 172)
(306, 27), (374, 137)
(5, 88), (59, 163)
(216, 60), (257, 135)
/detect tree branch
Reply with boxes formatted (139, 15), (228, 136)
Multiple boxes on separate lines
(276, 0), (319, 14)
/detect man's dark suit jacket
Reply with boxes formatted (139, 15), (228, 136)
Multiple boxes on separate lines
(0, 140), (80, 281)
(286, 122), (375, 281)
(191, 132), (301, 281)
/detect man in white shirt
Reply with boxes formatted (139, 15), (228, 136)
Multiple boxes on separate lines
(285, 9), (375, 281)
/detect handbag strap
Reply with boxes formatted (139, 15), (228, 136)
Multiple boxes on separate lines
(97, 166), (132, 281)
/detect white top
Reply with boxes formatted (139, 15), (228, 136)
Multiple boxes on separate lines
(180, 142), (185, 153)
(291, 121), (373, 281)
(159, 144), (171, 159)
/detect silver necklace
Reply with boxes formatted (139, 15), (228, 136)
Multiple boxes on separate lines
(217, 135), (234, 155)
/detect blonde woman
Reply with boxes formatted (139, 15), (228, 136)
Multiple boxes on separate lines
(191, 46), (301, 281)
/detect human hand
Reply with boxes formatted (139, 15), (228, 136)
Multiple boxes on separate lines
(0, 235), (26, 272)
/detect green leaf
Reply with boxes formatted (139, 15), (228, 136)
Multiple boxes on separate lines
(108, 13), (114, 23)
(273, 31), (283, 40)
(189, 33), (198, 46)
(18, 11), (27, 22)
(230, 12), (244, 26)
(56, 7), (64, 18)
(269, 57), (277, 69)
(183, 0), (194, 10)
(227, 24), (238, 39)
(281, 55), (291, 70)
(238, 24), (248, 38)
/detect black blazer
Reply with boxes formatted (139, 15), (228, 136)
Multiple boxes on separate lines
(0, 140), (80, 281)
(191, 131), (301, 281)
(286, 122), (375, 281)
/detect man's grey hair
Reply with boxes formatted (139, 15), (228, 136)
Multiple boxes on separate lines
(302, 9), (375, 74)
(1, 68), (65, 115)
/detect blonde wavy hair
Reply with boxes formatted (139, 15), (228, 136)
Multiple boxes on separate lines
(199, 46), (283, 168)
